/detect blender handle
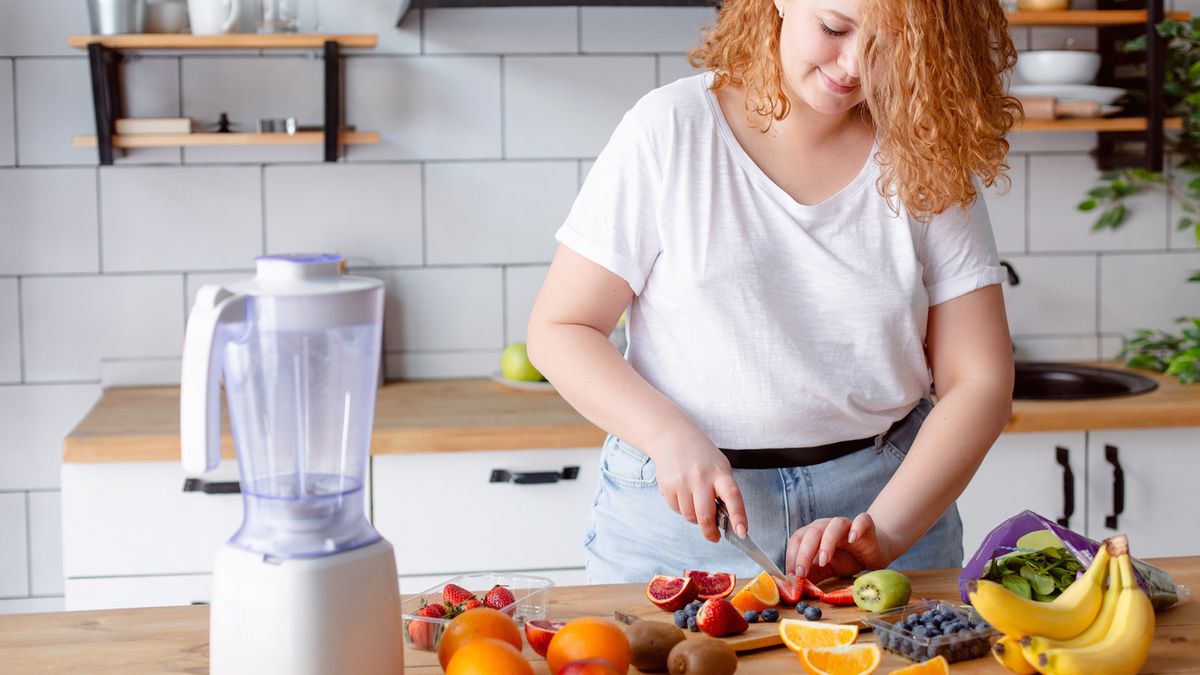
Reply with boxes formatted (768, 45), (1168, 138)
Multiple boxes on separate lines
(180, 286), (246, 474)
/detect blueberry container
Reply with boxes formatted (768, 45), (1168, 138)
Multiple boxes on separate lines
(400, 573), (553, 652)
(860, 600), (998, 663)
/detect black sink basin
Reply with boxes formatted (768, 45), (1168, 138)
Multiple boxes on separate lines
(1013, 362), (1158, 401)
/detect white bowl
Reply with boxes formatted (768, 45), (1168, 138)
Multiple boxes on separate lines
(1016, 50), (1101, 85)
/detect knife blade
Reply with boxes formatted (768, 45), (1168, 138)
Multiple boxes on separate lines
(715, 500), (789, 581)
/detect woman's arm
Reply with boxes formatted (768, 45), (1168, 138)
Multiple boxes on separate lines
(527, 245), (749, 541)
(786, 283), (1013, 577)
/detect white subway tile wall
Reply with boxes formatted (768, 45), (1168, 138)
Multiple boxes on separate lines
(1, 2), (1198, 613)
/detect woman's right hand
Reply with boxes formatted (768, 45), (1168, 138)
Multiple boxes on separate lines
(649, 430), (748, 543)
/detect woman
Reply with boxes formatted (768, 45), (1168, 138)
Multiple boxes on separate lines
(527, 0), (1018, 584)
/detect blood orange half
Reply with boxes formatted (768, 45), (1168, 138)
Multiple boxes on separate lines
(684, 570), (736, 600)
(645, 574), (698, 611)
(523, 619), (566, 657)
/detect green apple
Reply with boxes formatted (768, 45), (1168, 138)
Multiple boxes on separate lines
(500, 342), (545, 382)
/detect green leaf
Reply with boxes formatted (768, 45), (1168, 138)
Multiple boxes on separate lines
(1001, 574), (1033, 600)
(1190, 270), (1200, 282)
(1132, 167), (1161, 182)
(1032, 573), (1057, 597)
(1078, 199), (1098, 212)
(1088, 186), (1116, 199)
(1100, 170), (1122, 181)
(1033, 590), (1059, 602)
(1178, 217), (1194, 232)
(1110, 203), (1129, 228)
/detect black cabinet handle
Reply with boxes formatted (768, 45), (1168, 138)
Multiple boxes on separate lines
(1104, 445), (1125, 530)
(182, 478), (241, 494)
(490, 466), (579, 484)
(1055, 446), (1074, 528)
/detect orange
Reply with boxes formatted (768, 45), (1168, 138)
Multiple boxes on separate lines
(887, 655), (949, 675)
(798, 644), (882, 675)
(436, 607), (523, 669)
(445, 637), (534, 675)
(546, 617), (631, 674)
(730, 571), (781, 612)
(779, 618), (859, 653)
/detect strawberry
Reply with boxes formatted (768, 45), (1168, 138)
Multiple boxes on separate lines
(461, 598), (483, 611)
(407, 601), (446, 649)
(695, 597), (749, 637)
(484, 585), (516, 613)
(802, 579), (826, 599)
(442, 583), (477, 606)
(821, 586), (856, 606)
(776, 576), (804, 606)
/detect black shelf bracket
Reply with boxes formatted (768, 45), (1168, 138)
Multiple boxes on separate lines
(1096, 0), (1166, 171)
(86, 43), (123, 166)
(324, 40), (340, 163)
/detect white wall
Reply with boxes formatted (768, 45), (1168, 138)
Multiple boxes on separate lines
(2, 0), (1200, 612)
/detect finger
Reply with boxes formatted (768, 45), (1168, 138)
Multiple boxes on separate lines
(659, 487), (683, 517)
(713, 474), (748, 537)
(693, 491), (720, 543)
(816, 517), (853, 570)
(785, 527), (806, 575)
(792, 526), (825, 579)
(848, 512), (874, 546)
(675, 490), (698, 524)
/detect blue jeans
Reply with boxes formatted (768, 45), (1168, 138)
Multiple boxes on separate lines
(582, 398), (963, 583)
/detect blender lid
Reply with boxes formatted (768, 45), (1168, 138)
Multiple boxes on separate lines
(230, 253), (382, 297)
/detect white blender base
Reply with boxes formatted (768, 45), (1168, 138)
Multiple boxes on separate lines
(210, 539), (403, 675)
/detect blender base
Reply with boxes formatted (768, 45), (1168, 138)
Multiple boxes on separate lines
(209, 538), (403, 675)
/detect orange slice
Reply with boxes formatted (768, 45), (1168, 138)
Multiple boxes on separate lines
(887, 655), (949, 675)
(798, 644), (882, 675)
(730, 571), (780, 612)
(779, 618), (859, 653)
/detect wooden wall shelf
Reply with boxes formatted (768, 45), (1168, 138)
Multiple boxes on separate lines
(71, 131), (381, 149)
(1016, 117), (1183, 133)
(1004, 9), (1188, 26)
(67, 34), (377, 50)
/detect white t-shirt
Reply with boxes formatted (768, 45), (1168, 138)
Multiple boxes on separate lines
(555, 72), (1006, 450)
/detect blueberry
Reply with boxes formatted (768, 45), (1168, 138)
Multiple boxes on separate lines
(803, 605), (822, 621)
(761, 608), (780, 623)
(974, 623), (992, 633)
(796, 601), (809, 612)
(743, 610), (759, 623)
(904, 613), (919, 624)
(674, 610), (688, 628)
(687, 616), (698, 632)
(940, 609), (958, 621)
(913, 626), (930, 639)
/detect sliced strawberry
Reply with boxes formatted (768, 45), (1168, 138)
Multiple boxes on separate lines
(821, 586), (856, 606)
(461, 598), (483, 611)
(775, 576), (804, 606)
(484, 584), (516, 612)
(407, 602), (446, 649)
(695, 597), (749, 637)
(802, 579), (826, 599)
(442, 583), (477, 606)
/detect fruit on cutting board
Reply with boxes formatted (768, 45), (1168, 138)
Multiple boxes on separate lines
(547, 617), (632, 675)
(695, 597), (749, 638)
(626, 621), (686, 672)
(968, 540), (1111, 639)
(436, 607), (523, 670)
(777, 575), (805, 605)
(685, 570), (737, 599)
(991, 635), (1036, 674)
(796, 643), (881, 675)
(525, 619), (566, 657)
(667, 637), (739, 675)
(821, 586), (857, 606)
(778, 619), (859, 653)
(887, 655), (949, 674)
(852, 570), (911, 612)
(1023, 536), (1155, 675)
(730, 571), (780, 612)
(445, 636), (534, 675)
(647, 574), (699, 612)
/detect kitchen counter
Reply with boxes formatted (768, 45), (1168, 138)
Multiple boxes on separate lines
(63, 362), (1200, 463)
(2, 556), (1197, 673)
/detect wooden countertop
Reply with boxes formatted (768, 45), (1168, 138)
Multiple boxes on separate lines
(2, 557), (1197, 673)
(63, 362), (1200, 464)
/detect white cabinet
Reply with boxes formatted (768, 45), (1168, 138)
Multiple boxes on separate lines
(373, 446), (601, 579)
(957, 427), (1200, 559)
(65, 574), (213, 611)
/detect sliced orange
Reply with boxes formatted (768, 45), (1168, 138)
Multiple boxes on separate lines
(729, 571), (780, 612)
(779, 618), (859, 653)
(798, 643), (882, 675)
(887, 655), (949, 675)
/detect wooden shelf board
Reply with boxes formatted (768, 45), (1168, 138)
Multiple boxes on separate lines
(1015, 117), (1182, 132)
(71, 131), (381, 148)
(1005, 10), (1189, 26)
(67, 33), (376, 50)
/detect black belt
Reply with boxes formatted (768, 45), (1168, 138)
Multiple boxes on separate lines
(719, 436), (876, 469)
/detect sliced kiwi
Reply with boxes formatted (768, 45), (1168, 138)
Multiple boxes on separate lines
(852, 569), (912, 612)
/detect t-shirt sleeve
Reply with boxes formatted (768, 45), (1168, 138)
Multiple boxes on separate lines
(555, 111), (663, 295)
(919, 192), (1008, 306)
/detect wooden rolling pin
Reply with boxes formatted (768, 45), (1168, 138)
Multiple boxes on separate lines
(1019, 96), (1104, 120)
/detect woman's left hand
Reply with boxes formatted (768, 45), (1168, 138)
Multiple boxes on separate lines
(785, 513), (896, 583)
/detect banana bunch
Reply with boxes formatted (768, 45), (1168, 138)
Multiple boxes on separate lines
(973, 534), (1155, 675)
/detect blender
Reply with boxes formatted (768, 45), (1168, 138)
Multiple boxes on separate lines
(181, 254), (402, 674)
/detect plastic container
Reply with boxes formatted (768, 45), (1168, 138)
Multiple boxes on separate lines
(861, 600), (998, 663)
(400, 573), (553, 651)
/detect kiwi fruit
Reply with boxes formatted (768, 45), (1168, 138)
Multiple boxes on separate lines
(852, 569), (912, 612)
(667, 637), (738, 675)
(627, 621), (686, 672)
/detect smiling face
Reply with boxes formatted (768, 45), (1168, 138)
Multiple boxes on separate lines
(774, 0), (865, 116)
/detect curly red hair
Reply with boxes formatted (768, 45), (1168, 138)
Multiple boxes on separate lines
(690, 0), (1021, 221)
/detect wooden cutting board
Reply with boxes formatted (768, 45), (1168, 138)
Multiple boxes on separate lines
(615, 598), (870, 653)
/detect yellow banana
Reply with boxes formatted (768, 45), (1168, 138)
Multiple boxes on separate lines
(992, 634), (1037, 674)
(1035, 536), (1155, 675)
(968, 543), (1110, 640)
(1021, 557), (1120, 665)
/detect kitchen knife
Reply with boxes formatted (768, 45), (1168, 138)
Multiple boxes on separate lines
(715, 501), (789, 581)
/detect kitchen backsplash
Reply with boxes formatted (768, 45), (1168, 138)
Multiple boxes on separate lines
(3, 0), (1200, 613)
